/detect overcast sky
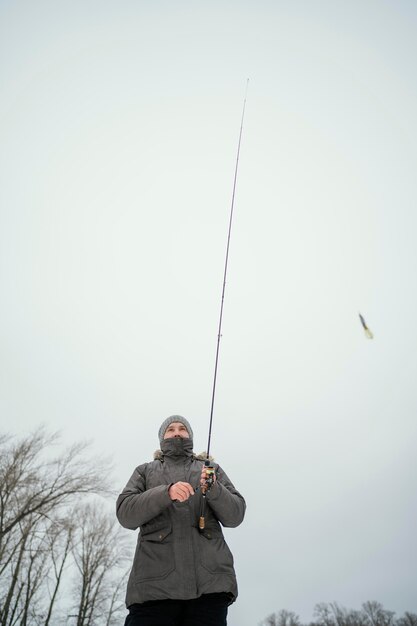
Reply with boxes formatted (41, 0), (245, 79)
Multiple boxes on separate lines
(1, 1), (417, 625)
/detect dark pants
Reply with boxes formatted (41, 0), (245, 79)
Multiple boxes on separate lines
(124, 593), (230, 626)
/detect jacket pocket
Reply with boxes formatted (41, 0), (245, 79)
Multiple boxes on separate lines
(134, 526), (175, 581)
(198, 527), (235, 575)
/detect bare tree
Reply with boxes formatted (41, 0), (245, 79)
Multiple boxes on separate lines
(104, 568), (130, 626)
(0, 428), (111, 626)
(314, 603), (338, 626)
(0, 516), (34, 626)
(345, 609), (366, 626)
(362, 602), (395, 626)
(70, 502), (130, 626)
(0, 428), (110, 549)
(261, 605), (417, 626)
(43, 516), (75, 626)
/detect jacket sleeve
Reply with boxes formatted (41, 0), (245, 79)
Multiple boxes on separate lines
(116, 464), (172, 530)
(206, 465), (246, 528)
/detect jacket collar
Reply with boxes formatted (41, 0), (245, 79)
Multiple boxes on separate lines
(153, 444), (214, 462)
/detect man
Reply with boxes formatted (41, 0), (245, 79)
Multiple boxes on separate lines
(116, 414), (246, 626)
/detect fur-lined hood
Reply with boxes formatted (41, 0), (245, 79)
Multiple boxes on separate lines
(153, 450), (215, 462)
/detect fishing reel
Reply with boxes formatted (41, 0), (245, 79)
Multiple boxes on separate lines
(199, 460), (216, 531)
(200, 460), (215, 494)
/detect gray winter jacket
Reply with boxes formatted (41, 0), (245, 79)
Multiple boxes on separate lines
(116, 437), (246, 607)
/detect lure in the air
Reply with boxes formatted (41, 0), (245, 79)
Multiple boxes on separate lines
(359, 313), (373, 339)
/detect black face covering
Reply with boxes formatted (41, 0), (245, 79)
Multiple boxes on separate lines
(160, 437), (194, 457)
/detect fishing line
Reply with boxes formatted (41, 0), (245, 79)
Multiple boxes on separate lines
(206, 80), (249, 460)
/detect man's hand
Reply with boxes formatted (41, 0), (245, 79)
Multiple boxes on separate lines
(168, 482), (194, 502)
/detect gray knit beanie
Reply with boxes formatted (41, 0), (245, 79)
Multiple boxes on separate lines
(158, 415), (193, 445)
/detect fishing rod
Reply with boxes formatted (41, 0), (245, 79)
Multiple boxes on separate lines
(199, 80), (249, 530)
